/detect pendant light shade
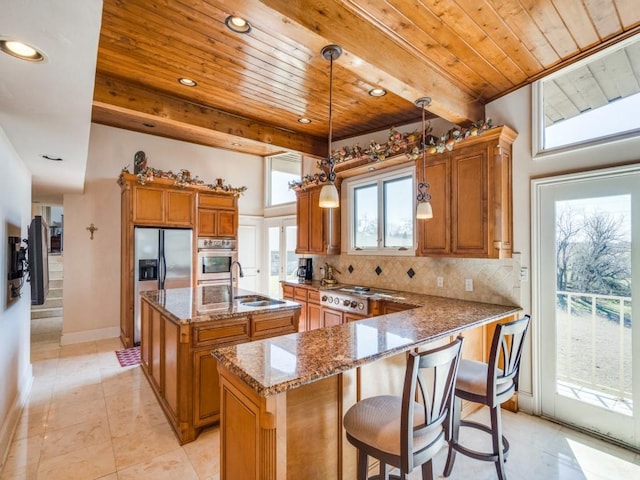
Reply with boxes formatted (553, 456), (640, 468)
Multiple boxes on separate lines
(319, 45), (342, 209)
(319, 182), (340, 208)
(416, 198), (433, 219)
(415, 97), (434, 220)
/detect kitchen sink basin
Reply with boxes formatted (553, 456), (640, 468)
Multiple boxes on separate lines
(241, 299), (286, 307)
(234, 295), (267, 303)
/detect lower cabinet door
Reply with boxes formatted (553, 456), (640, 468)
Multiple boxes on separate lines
(307, 303), (321, 330)
(321, 307), (343, 327)
(194, 349), (220, 427)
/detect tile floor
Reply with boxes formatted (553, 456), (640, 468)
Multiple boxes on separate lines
(2, 315), (640, 479)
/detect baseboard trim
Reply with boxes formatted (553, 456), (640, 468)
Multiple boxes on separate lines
(0, 365), (33, 471)
(517, 391), (534, 414)
(60, 326), (120, 345)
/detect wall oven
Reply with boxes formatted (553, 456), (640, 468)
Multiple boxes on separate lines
(196, 238), (237, 285)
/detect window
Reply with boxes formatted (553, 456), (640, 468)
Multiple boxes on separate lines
(534, 34), (640, 155)
(266, 153), (301, 206)
(348, 166), (415, 255)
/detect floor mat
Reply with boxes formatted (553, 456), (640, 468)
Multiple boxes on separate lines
(115, 346), (141, 367)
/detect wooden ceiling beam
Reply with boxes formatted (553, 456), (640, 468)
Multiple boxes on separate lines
(92, 74), (327, 156)
(259, 0), (485, 125)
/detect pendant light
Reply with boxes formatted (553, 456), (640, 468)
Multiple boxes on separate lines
(318, 45), (342, 209)
(415, 97), (433, 220)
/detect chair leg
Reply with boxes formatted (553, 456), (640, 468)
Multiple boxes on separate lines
(380, 461), (390, 480)
(357, 450), (368, 480)
(490, 405), (507, 480)
(421, 459), (434, 480)
(443, 396), (461, 477)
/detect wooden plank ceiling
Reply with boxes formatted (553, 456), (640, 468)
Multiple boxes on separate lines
(92, 0), (640, 158)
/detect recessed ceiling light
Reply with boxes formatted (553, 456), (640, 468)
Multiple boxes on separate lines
(368, 88), (387, 97)
(231, 142), (242, 147)
(143, 122), (156, 128)
(178, 77), (197, 87)
(225, 16), (252, 34)
(298, 117), (311, 124)
(41, 154), (63, 162)
(0, 39), (45, 62)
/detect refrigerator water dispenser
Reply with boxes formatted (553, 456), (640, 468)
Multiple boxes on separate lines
(139, 259), (158, 281)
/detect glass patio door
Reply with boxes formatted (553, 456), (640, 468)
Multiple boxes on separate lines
(534, 165), (640, 448)
(264, 217), (298, 298)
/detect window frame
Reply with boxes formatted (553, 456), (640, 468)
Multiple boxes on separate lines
(346, 165), (416, 256)
(265, 153), (301, 208)
(533, 34), (640, 158)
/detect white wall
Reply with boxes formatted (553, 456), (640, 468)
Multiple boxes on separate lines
(0, 127), (32, 465)
(486, 84), (640, 411)
(61, 124), (264, 343)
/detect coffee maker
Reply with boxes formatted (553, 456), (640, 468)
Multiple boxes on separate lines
(297, 258), (313, 282)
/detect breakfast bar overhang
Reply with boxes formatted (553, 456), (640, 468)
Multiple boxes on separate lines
(213, 293), (521, 480)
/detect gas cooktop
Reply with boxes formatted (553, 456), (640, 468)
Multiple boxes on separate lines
(319, 285), (404, 314)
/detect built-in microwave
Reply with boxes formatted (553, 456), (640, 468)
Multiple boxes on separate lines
(196, 238), (237, 284)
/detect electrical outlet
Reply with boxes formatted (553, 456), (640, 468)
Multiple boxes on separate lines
(465, 278), (473, 291)
(437, 276), (444, 287)
(520, 267), (529, 282)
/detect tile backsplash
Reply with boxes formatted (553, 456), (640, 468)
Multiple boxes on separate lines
(311, 254), (521, 306)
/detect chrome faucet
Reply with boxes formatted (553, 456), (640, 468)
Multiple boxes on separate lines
(229, 261), (244, 303)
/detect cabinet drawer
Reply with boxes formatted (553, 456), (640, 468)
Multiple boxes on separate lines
(199, 194), (236, 209)
(252, 311), (297, 338)
(194, 319), (250, 346)
(282, 284), (294, 299)
(294, 287), (308, 302)
(307, 289), (320, 304)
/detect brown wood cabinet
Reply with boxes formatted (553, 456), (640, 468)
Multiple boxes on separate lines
(344, 312), (367, 323)
(119, 173), (239, 348)
(321, 306), (343, 327)
(417, 126), (516, 259)
(197, 192), (238, 238)
(282, 283), (324, 331)
(295, 185), (340, 255)
(132, 184), (194, 226)
(140, 296), (298, 444)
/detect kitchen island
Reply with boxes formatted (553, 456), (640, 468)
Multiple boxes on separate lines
(213, 293), (521, 480)
(139, 285), (301, 444)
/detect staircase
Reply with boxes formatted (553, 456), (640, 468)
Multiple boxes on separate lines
(30, 253), (63, 320)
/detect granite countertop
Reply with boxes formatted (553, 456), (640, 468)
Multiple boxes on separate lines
(213, 292), (521, 397)
(140, 285), (301, 324)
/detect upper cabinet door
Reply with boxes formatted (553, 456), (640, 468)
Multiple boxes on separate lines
(416, 126), (516, 259)
(451, 146), (489, 256)
(133, 186), (165, 224)
(166, 190), (194, 226)
(296, 190), (310, 253)
(417, 154), (451, 256)
(196, 193), (238, 238)
(295, 186), (341, 255)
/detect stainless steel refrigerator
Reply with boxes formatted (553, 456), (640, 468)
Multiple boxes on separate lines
(134, 227), (192, 345)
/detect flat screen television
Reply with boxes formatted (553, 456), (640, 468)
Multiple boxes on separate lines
(29, 216), (49, 305)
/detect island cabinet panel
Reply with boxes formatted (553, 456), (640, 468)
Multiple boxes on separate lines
(417, 126), (516, 258)
(251, 311), (298, 339)
(194, 350), (220, 428)
(140, 295), (299, 444)
(150, 306), (162, 392)
(295, 186), (340, 255)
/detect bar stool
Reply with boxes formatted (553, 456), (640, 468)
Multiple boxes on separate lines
(443, 315), (531, 480)
(343, 337), (464, 480)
